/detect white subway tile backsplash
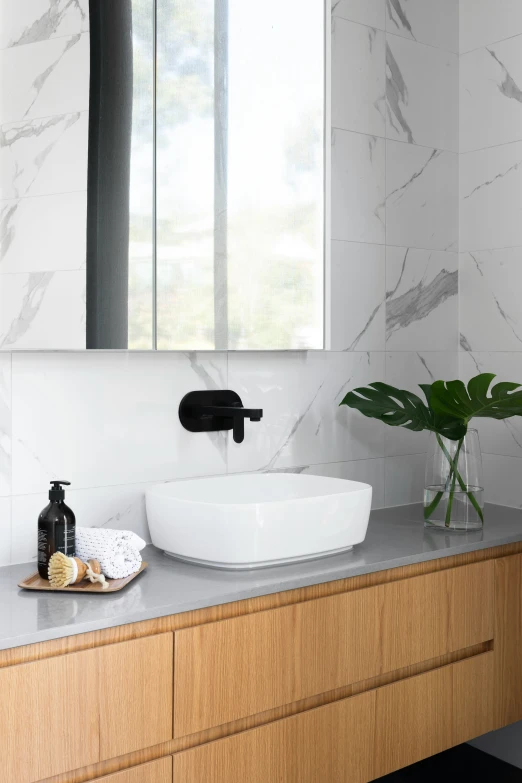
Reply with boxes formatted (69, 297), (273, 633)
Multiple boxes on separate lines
(386, 0), (459, 53)
(330, 241), (385, 351)
(331, 129), (385, 244)
(386, 141), (458, 251)
(0, 33), (90, 125)
(386, 36), (458, 152)
(332, 18), (385, 137)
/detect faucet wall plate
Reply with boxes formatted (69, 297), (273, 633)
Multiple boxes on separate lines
(179, 390), (244, 434)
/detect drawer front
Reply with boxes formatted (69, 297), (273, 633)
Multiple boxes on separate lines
(0, 633), (173, 783)
(172, 652), (496, 783)
(174, 561), (493, 736)
(92, 758), (172, 783)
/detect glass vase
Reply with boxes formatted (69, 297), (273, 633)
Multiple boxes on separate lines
(424, 429), (484, 531)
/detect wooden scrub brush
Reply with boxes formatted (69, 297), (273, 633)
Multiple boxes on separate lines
(48, 552), (108, 590)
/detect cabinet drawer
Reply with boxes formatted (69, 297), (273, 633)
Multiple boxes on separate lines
(0, 634), (173, 783)
(174, 561), (493, 736)
(173, 652), (495, 783)
(92, 758), (172, 783)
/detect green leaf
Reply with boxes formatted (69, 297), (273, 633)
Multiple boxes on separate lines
(340, 382), (467, 440)
(430, 373), (522, 423)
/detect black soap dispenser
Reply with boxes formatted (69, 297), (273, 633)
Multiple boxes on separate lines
(37, 481), (76, 579)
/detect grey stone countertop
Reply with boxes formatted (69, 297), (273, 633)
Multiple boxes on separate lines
(1, 503), (522, 652)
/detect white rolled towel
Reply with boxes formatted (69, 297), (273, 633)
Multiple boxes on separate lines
(75, 528), (146, 579)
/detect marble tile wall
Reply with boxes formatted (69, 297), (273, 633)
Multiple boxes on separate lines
(458, 1), (522, 511)
(0, 0), (89, 350)
(0, 0), (460, 565)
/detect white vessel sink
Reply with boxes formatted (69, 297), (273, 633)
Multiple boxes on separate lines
(146, 473), (372, 570)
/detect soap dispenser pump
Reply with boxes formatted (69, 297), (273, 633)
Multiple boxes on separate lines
(37, 480), (76, 579)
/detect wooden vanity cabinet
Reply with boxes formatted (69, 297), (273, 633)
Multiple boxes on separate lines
(1, 546), (521, 783)
(91, 759), (172, 783)
(0, 634), (173, 783)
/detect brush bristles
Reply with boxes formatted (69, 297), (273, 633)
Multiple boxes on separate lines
(48, 552), (75, 588)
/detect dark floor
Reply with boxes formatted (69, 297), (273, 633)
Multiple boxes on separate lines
(378, 744), (522, 781)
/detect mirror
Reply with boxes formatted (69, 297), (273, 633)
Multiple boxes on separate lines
(1, 0), (326, 350)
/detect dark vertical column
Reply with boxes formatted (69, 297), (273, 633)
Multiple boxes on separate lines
(214, 0), (229, 349)
(86, 0), (133, 349)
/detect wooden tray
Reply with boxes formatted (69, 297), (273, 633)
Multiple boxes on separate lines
(18, 562), (148, 593)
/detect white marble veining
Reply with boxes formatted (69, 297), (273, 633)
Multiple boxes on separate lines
(386, 141), (458, 251)
(0, 0), (89, 50)
(0, 355), (11, 497)
(386, 35), (458, 151)
(386, 0), (458, 53)
(385, 351), (459, 457)
(0, 111), (88, 200)
(386, 247), (458, 351)
(460, 249), (522, 352)
(460, 140), (522, 252)
(10, 352), (228, 496)
(330, 241), (385, 351)
(0, 271), (85, 350)
(332, 0), (385, 31)
(0, 193), (87, 273)
(227, 351), (386, 474)
(331, 129), (385, 244)
(460, 352), (522, 461)
(332, 18), (385, 137)
(460, 35), (522, 153)
(460, 0), (522, 54)
(0, 33), (89, 125)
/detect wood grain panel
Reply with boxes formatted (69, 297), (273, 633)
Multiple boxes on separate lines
(3, 542), (518, 671)
(374, 665), (453, 777)
(0, 648), (99, 783)
(452, 653), (496, 744)
(92, 758), (172, 783)
(173, 652), (496, 783)
(173, 689), (376, 783)
(38, 644), (490, 783)
(99, 635), (173, 759)
(174, 562), (493, 736)
(493, 554), (522, 727)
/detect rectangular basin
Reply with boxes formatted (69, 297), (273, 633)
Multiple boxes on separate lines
(146, 473), (372, 570)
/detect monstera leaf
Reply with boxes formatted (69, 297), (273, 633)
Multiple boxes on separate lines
(429, 374), (522, 423)
(340, 382), (467, 441)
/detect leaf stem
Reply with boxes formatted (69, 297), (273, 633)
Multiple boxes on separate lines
(444, 438), (463, 527)
(432, 434), (484, 524)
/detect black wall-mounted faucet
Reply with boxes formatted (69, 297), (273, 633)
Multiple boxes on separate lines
(179, 390), (263, 444)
